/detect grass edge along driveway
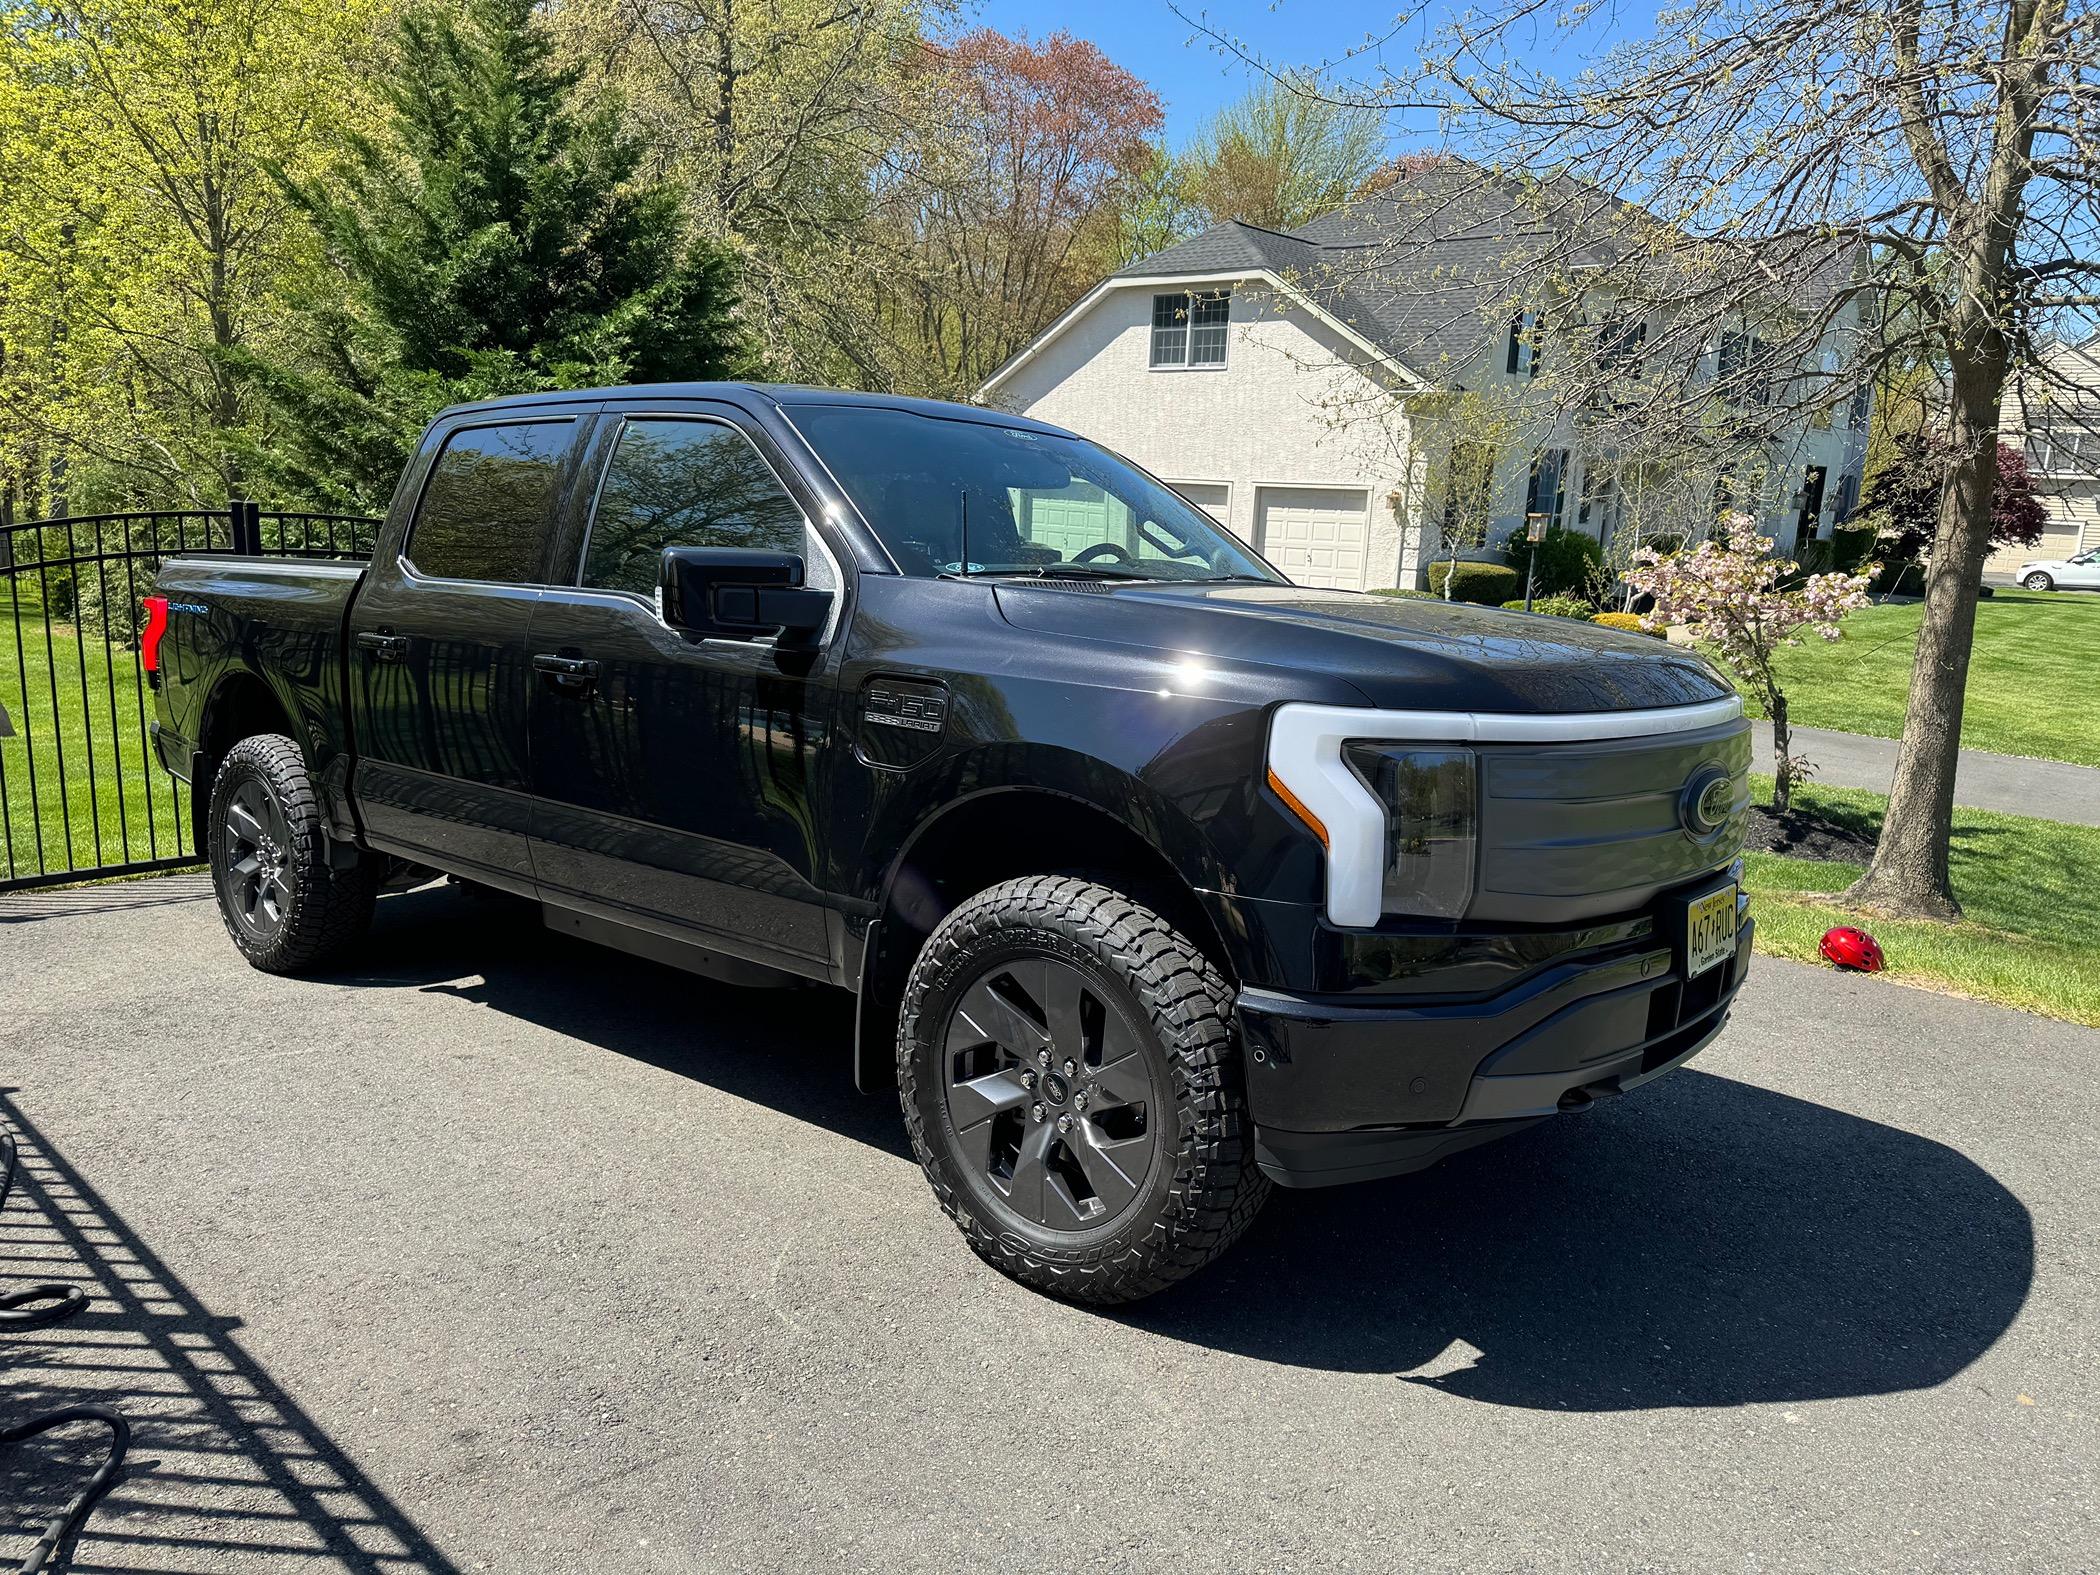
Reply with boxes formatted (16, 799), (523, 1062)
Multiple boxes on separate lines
(1744, 587), (2100, 767)
(1743, 775), (2100, 1027)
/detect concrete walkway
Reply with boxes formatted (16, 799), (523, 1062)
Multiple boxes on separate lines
(1752, 719), (2100, 825)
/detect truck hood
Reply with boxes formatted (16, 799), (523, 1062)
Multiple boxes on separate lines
(992, 580), (1735, 714)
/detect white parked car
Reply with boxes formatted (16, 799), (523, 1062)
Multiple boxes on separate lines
(2020, 547), (2100, 591)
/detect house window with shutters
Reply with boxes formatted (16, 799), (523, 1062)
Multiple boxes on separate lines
(1506, 312), (1545, 377)
(1526, 447), (1570, 527)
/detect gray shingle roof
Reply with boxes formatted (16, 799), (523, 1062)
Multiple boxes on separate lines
(1109, 159), (1864, 385)
(1109, 220), (1323, 281)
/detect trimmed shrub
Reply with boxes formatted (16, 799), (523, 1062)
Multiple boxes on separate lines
(1591, 610), (1660, 637)
(1872, 559), (1925, 595)
(1503, 526), (1604, 599)
(1368, 587), (1437, 599)
(1500, 595), (1594, 619)
(1832, 524), (1876, 571)
(1427, 560), (1521, 603)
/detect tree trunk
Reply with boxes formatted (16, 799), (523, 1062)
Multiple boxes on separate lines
(1770, 693), (1793, 817)
(714, 0), (738, 224)
(1846, 0), (2055, 920)
(1844, 359), (2001, 919)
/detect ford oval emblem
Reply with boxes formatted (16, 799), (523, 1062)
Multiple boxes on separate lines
(1682, 768), (1734, 836)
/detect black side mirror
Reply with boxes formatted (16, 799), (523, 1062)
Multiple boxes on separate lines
(658, 547), (832, 643)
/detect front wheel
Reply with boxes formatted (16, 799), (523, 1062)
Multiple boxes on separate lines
(207, 734), (377, 973)
(2024, 571), (2055, 591)
(898, 876), (1269, 1303)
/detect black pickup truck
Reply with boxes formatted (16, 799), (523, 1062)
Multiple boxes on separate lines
(149, 384), (1752, 1302)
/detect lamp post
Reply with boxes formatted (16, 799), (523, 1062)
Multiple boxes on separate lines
(1522, 511), (1549, 613)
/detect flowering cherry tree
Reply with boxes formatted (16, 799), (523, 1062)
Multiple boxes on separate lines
(1628, 516), (1873, 816)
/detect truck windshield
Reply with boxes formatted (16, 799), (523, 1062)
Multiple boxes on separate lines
(787, 404), (1284, 583)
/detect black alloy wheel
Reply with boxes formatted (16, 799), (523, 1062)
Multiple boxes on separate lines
(898, 875), (1269, 1303)
(220, 774), (294, 941)
(206, 734), (377, 973)
(941, 954), (1162, 1231)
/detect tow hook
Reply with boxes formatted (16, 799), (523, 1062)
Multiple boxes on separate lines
(1557, 1081), (1625, 1113)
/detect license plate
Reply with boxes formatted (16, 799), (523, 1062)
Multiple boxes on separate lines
(1685, 884), (1739, 978)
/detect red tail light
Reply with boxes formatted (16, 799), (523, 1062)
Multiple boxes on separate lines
(140, 595), (170, 674)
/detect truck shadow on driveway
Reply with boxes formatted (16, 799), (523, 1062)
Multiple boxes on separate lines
(1120, 1072), (2035, 1410)
(343, 884), (2035, 1416)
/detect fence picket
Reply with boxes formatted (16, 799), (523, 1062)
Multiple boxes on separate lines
(0, 505), (379, 891)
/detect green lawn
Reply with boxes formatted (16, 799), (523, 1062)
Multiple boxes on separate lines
(0, 584), (191, 885)
(1742, 775), (2100, 1027)
(1745, 588), (2100, 766)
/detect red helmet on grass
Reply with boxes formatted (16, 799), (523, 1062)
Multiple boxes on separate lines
(1820, 926), (1885, 973)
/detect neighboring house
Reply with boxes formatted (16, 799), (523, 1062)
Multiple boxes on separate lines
(980, 161), (1872, 590)
(1996, 335), (2100, 577)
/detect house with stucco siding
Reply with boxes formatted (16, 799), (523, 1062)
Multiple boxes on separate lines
(981, 162), (1872, 591)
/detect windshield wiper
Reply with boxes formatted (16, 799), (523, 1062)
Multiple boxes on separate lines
(988, 564), (1160, 582)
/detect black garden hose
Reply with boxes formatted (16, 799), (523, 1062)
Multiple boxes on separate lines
(0, 1409), (129, 1575)
(1, 1131), (131, 1574)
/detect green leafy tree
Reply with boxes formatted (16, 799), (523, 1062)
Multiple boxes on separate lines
(549, 0), (945, 388)
(247, 0), (748, 508)
(0, 0), (384, 513)
(1181, 74), (1386, 231)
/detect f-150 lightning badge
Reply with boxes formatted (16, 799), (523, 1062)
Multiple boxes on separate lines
(864, 680), (947, 733)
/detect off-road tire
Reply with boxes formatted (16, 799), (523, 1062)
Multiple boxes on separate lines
(898, 876), (1269, 1303)
(207, 733), (377, 973)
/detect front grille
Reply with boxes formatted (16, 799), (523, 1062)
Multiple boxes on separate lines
(1471, 718), (1750, 923)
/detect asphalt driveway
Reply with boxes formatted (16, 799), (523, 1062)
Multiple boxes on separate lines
(2, 875), (2093, 1571)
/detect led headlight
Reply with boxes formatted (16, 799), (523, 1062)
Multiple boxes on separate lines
(1342, 744), (1478, 920)
(1264, 695), (1743, 929)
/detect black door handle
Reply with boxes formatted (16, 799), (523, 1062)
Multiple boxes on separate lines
(533, 653), (600, 695)
(355, 631), (409, 662)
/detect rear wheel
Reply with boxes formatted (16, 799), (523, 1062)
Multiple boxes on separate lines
(898, 876), (1268, 1303)
(2024, 571), (2055, 591)
(207, 734), (377, 973)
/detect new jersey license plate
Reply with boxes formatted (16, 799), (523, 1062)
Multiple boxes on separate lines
(1685, 884), (1739, 979)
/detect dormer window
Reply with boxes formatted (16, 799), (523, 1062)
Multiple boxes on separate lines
(1151, 290), (1231, 368)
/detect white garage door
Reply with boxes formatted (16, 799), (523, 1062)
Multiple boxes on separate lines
(1015, 484), (1120, 558)
(1985, 516), (2081, 577)
(1171, 481), (1230, 524)
(1256, 486), (1370, 589)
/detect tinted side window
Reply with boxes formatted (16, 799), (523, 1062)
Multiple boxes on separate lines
(583, 418), (806, 597)
(406, 420), (574, 582)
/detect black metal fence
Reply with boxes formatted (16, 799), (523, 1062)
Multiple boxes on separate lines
(0, 504), (378, 892)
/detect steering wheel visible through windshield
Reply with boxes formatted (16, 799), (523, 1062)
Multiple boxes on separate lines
(785, 403), (1284, 584)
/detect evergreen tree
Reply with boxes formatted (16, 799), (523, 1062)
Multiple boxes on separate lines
(245, 0), (747, 508)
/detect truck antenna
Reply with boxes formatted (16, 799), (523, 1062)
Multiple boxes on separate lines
(958, 485), (971, 576)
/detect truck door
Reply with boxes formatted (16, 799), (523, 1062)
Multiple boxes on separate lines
(525, 403), (841, 973)
(347, 412), (590, 889)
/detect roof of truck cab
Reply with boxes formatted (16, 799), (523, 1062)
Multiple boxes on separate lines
(434, 383), (1079, 437)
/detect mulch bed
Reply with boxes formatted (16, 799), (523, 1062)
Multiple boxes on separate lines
(1745, 805), (1878, 863)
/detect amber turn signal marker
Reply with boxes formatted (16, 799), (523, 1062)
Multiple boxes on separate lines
(1266, 766), (1329, 849)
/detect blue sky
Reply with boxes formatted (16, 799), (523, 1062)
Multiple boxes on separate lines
(969, 0), (1642, 149)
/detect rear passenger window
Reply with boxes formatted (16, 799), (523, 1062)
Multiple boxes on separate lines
(405, 420), (574, 582)
(582, 418), (807, 598)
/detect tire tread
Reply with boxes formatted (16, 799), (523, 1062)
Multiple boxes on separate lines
(898, 875), (1269, 1303)
(208, 734), (377, 973)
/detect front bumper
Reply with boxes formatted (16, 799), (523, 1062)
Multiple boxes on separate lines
(1239, 915), (1753, 1187)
